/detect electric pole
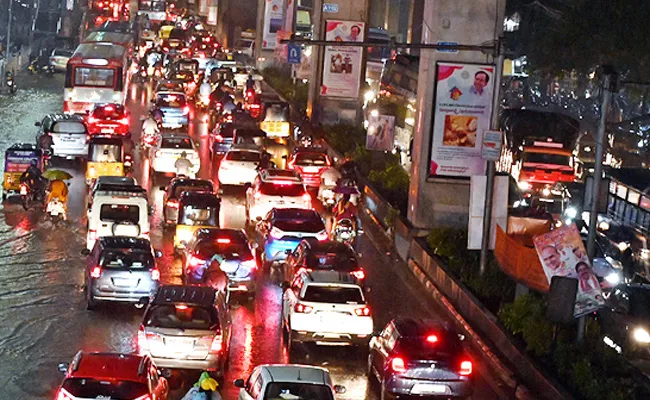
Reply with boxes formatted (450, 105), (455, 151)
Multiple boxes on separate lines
(306, 0), (322, 122)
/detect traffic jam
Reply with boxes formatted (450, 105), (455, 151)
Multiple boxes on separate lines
(1, 9), (496, 400)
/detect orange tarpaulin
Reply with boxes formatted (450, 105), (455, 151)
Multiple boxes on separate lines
(495, 225), (550, 293)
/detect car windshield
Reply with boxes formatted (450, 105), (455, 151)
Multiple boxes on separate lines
(295, 153), (329, 166)
(259, 182), (305, 197)
(169, 29), (188, 40)
(53, 49), (73, 57)
(89, 144), (122, 162)
(92, 106), (125, 119)
(62, 378), (148, 399)
(161, 137), (193, 149)
(100, 204), (140, 224)
(172, 183), (213, 198)
(305, 252), (358, 271)
(273, 217), (324, 233)
(263, 382), (334, 400)
(522, 153), (571, 167)
(196, 241), (252, 260)
(302, 286), (364, 304)
(398, 334), (462, 359)
(179, 206), (219, 226)
(225, 151), (261, 162)
(100, 250), (154, 270)
(146, 305), (217, 330)
(156, 94), (186, 108)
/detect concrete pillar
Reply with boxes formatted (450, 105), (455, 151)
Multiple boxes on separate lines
(407, 0), (505, 229)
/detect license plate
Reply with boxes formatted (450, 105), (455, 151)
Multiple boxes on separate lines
(113, 278), (134, 287)
(410, 384), (449, 395)
(101, 128), (115, 133)
(20, 187), (27, 195)
(166, 337), (194, 351)
(303, 166), (320, 173)
(319, 312), (343, 324)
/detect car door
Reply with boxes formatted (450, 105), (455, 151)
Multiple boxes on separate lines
(283, 276), (302, 324)
(239, 369), (261, 400)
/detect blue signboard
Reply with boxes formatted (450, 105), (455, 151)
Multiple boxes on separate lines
(436, 41), (459, 53)
(323, 3), (339, 13)
(287, 44), (301, 64)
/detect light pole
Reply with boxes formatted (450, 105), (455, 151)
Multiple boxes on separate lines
(306, 0), (322, 122)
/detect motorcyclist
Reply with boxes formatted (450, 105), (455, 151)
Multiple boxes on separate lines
(175, 151), (194, 177)
(245, 74), (255, 91)
(236, 102), (244, 111)
(141, 114), (160, 145)
(150, 105), (164, 123)
(38, 132), (54, 152)
(20, 159), (46, 200)
(257, 151), (273, 170)
(318, 166), (342, 202)
(332, 193), (358, 231)
(46, 179), (69, 217)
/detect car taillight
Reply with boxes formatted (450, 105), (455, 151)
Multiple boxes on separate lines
(151, 268), (160, 280)
(215, 134), (224, 142)
(426, 334), (439, 343)
(241, 258), (257, 270)
(352, 269), (365, 280)
(89, 229), (97, 241)
(459, 360), (473, 376)
(155, 150), (162, 158)
(390, 357), (407, 373)
(119, 117), (129, 125)
(316, 230), (327, 241)
(90, 266), (102, 278)
(183, 105), (190, 114)
(56, 388), (74, 400)
(354, 306), (371, 316)
(167, 199), (179, 208)
(294, 303), (313, 313)
(189, 255), (206, 267)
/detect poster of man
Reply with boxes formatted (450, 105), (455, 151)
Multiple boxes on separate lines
(366, 114), (395, 151)
(533, 224), (604, 317)
(321, 20), (365, 98)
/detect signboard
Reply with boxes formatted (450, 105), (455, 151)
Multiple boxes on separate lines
(321, 20), (365, 98)
(533, 224), (604, 318)
(366, 114), (395, 151)
(481, 130), (502, 161)
(429, 62), (496, 177)
(287, 44), (301, 64)
(323, 3), (339, 13)
(436, 41), (458, 53)
(262, 0), (284, 50)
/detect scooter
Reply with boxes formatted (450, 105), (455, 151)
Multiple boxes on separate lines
(319, 186), (337, 210)
(46, 197), (66, 223)
(332, 218), (359, 247)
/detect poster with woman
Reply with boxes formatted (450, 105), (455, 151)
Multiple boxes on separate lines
(321, 20), (365, 98)
(366, 115), (395, 151)
(533, 224), (605, 317)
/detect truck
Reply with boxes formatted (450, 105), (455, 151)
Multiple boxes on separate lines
(497, 109), (584, 195)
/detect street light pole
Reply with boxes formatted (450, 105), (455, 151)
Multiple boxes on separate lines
(306, 0), (323, 122)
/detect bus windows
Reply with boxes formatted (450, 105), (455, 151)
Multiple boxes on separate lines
(74, 68), (115, 87)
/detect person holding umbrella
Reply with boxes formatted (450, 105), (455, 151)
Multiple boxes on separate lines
(42, 170), (72, 219)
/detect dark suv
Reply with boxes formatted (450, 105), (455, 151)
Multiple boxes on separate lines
(138, 285), (232, 378)
(283, 239), (365, 283)
(160, 177), (214, 226)
(83, 236), (162, 310)
(368, 318), (474, 399)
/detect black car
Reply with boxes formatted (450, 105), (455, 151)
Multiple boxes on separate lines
(599, 284), (650, 358)
(283, 239), (364, 283)
(368, 318), (474, 400)
(160, 177), (214, 226)
(209, 121), (257, 158)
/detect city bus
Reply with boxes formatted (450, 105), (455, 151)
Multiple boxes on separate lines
(64, 42), (131, 114)
(137, 0), (168, 24)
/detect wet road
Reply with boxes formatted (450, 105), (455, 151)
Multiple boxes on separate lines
(0, 74), (498, 399)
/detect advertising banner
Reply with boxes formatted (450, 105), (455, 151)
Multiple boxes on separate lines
(321, 20), (365, 98)
(533, 224), (605, 317)
(283, 0), (296, 32)
(429, 62), (496, 177)
(262, 0), (284, 50)
(366, 114), (395, 151)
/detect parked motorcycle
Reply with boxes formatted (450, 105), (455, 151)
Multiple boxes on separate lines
(28, 59), (54, 75)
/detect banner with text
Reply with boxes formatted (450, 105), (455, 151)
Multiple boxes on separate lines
(262, 0), (284, 50)
(429, 62), (495, 177)
(321, 20), (365, 98)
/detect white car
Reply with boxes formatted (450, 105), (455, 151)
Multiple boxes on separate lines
(234, 364), (346, 400)
(218, 146), (263, 186)
(245, 169), (311, 223)
(49, 48), (73, 72)
(282, 270), (373, 348)
(150, 133), (200, 176)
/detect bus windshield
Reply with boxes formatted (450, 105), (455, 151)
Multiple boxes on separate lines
(138, 0), (166, 11)
(74, 67), (115, 87)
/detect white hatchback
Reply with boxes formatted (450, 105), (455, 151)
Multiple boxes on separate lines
(245, 169), (310, 223)
(218, 146), (263, 186)
(150, 133), (200, 176)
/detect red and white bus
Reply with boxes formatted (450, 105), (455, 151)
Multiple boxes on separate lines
(64, 42), (131, 114)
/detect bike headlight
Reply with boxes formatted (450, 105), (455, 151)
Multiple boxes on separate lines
(605, 272), (620, 285)
(565, 207), (578, 219)
(542, 187), (551, 197)
(633, 327), (650, 344)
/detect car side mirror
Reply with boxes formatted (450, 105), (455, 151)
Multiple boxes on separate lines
(34, 121), (42, 127)
(334, 385), (346, 394)
(80, 248), (90, 256)
(284, 249), (293, 255)
(233, 378), (245, 388)
(280, 281), (290, 291)
(159, 186), (166, 191)
(58, 363), (69, 373)
(155, 250), (163, 258)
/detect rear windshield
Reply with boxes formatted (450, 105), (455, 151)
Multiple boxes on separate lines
(263, 383), (334, 400)
(306, 252), (358, 271)
(226, 151), (261, 162)
(100, 204), (140, 224)
(260, 182), (305, 197)
(295, 153), (329, 166)
(92, 106), (125, 119)
(303, 286), (364, 304)
(171, 72), (193, 81)
(398, 334), (462, 358)
(53, 49), (73, 57)
(89, 144), (121, 162)
(146, 305), (217, 330)
(273, 218), (324, 233)
(169, 29), (188, 40)
(264, 104), (289, 121)
(62, 378), (148, 399)
(161, 137), (193, 149)
(156, 94), (186, 108)
(52, 121), (86, 134)
(172, 183), (213, 198)
(196, 241), (252, 260)
(218, 124), (236, 137)
(100, 250), (154, 270)
(179, 206), (219, 226)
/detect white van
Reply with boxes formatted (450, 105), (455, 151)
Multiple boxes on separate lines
(87, 187), (150, 250)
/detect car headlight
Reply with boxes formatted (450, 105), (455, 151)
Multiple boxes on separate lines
(565, 207), (578, 219)
(605, 272), (620, 284)
(633, 327), (650, 344)
(518, 181), (532, 191)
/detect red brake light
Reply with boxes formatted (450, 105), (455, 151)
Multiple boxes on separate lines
(390, 357), (407, 373)
(87, 116), (99, 124)
(56, 388), (75, 400)
(352, 269), (365, 280)
(104, 105), (114, 111)
(354, 306), (371, 316)
(460, 360), (473, 376)
(167, 199), (179, 208)
(189, 255), (206, 267)
(215, 134), (224, 142)
(90, 266), (102, 278)
(294, 303), (313, 313)
(151, 268), (160, 281)
(216, 238), (231, 244)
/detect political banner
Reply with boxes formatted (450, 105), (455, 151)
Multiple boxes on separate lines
(366, 114), (395, 151)
(321, 20), (365, 98)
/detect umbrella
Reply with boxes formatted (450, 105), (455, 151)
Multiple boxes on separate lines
(333, 185), (360, 195)
(42, 169), (73, 180)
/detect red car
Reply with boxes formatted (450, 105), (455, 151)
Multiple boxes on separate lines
(87, 103), (130, 136)
(55, 351), (169, 400)
(287, 147), (332, 187)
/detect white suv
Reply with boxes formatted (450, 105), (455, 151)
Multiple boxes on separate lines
(281, 270), (373, 349)
(234, 364), (346, 400)
(245, 169), (310, 223)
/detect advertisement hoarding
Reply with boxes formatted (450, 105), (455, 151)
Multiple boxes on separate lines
(366, 114), (395, 151)
(321, 20), (365, 98)
(429, 62), (496, 177)
(262, 0), (284, 50)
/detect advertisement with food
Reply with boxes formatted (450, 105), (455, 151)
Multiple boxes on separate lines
(262, 0), (284, 50)
(321, 20), (365, 98)
(533, 224), (605, 317)
(429, 62), (495, 177)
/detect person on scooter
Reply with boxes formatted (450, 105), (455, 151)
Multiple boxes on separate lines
(46, 179), (69, 218)
(175, 151), (194, 178)
(245, 74), (255, 92)
(141, 113), (160, 146)
(318, 166), (342, 205)
(332, 193), (358, 231)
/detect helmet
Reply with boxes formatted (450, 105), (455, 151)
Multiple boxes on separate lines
(248, 74), (253, 79)
(30, 159), (38, 167)
(181, 151), (187, 158)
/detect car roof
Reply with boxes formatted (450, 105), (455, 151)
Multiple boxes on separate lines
(48, 113), (86, 123)
(98, 236), (152, 251)
(7, 143), (38, 151)
(303, 239), (355, 254)
(69, 352), (148, 382)
(152, 285), (217, 306)
(301, 270), (361, 286)
(393, 317), (452, 338)
(96, 176), (136, 185)
(259, 364), (330, 385)
(260, 169), (302, 182)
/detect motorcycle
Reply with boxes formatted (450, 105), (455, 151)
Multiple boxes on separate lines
(136, 65), (149, 83)
(6, 76), (17, 94)
(319, 187), (337, 210)
(332, 218), (361, 247)
(46, 197), (66, 222)
(20, 181), (45, 211)
(28, 59), (54, 75)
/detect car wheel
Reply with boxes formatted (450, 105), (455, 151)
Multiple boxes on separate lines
(86, 286), (97, 310)
(367, 353), (375, 379)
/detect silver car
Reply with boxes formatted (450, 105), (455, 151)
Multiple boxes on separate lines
(49, 48), (73, 72)
(83, 236), (162, 310)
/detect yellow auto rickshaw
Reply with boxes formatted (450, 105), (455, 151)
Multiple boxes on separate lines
(159, 25), (174, 41)
(259, 101), (291, 139)
(86, 137), (125, 185)
(2, 143), (41, 201)
(174, 191), (221, 252)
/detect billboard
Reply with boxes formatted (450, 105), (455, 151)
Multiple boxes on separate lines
(321, 20), (365, 98)
(262, 0), (284, 50)
(366, 114), (395, 151)
(429, 62), (496, 177)
(533, 224), (604, 317)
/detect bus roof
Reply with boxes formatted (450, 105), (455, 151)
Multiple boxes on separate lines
(83, 31), (133, 46)
(70, 43), (127, 62)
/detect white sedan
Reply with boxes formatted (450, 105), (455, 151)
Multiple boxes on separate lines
(218, 146), (263, 186)
(150, 133), (200, 176)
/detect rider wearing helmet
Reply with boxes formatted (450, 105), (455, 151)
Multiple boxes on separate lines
(333, 193), (358, 230)
(20, 159), (46, 200)
(174, 151), (194, 178)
